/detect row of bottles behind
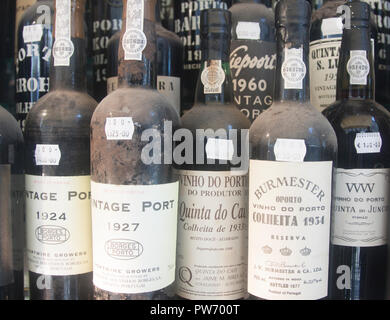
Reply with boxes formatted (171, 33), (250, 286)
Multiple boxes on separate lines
(6, 0), (390, 129)
(0, 0), (389, 301)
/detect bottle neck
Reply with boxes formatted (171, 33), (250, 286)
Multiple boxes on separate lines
(274, 23), (310, 102)
(336, 25), (374, 101)
(118, 0), (157, 89)
(50, 0), (86, 92)
(195, 32), (233, 105)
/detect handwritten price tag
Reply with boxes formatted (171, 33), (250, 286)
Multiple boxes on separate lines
(105, 117), (135, 140)
(354, 132), (382, 154)
(35, 145), (61, 166)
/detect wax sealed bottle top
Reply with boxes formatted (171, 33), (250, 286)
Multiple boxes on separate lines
(346, 0), (370, 27)
(275, 0), (311, 27)
(201, 8), (232, 37)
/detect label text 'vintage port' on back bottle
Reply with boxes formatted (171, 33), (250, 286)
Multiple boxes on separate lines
(24, 0), (97, 300)
(248, 0), (338, 300)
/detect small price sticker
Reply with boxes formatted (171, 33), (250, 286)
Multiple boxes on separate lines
(23, 24), (43, 43)
(105, 117), (135, 140)
(205, 138), (234, 161)
(354, 132), (382, 154)
(35, 144), (61, 166)
(274, 139), (307, 162)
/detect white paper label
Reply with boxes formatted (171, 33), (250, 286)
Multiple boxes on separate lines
(107, 76), (119, 94)
(248, 160), (333, 300)
(91, 181), (179, 294)
(205, 138), (234, 161)
(201, 60), (226, 94)
(321, 17), (343, 37)
(347, 50), (370, 85)
(175, 170), (248, 300)
(23, 24), (44, 43)
(35, 144), (61, 166)
(354, 132), (382, 154)
(105, 117), (135, 140)
(157, 76), (181, 115)
(282, 48), (306, 89)
(26, 175), (93, 276)
(53, 0), (73, 66)
(332, 168), (390, 247)
(236, 21), (261, 40)
(274, 139), (307, 162)
(309, 38), (342, 111)
(123, 0), (146, 61)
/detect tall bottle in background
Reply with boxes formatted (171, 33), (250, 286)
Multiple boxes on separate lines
(229, 0), (276, 122)
(16, 0), (54, 131)
(24, 0), (97, 300)
(106, 1), (184, 115)
(363, 0), (390, 109)
(91, 0), (122, 102)
(248, 0), (337, 300)
(310, 0), (345, 112)
(16, 0), (37, 64)
(0, 1), (16, 114)
(0, 108), (24, 300)
(175, 9), (250, 300)
(174, 0), (232, 112)
(91, 0), (180, 300)
(323, 0), (390, 300)
(161, 0), (174, 31)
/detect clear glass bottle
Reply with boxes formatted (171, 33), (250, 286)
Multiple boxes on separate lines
(175, 8), (251, 300)
(90, 0), (180, 300)
(24, 0), (97, 300)
(248, 0), (337, 300)
(323, 0), (390, 300)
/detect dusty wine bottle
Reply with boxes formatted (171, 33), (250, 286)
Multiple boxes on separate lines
(90, 0), (122, 102)
(323, 0), (390, 300)
(0, 107), (24, 300)
(248, 0), (337, 300)
(175, 8), (250, 300)
(16, 0), (54, 131)
(91, 0), (180, 300)
(229, 0), (276, 122)
(24, 0), (97, 300)
(106, 1), (183, 115)
(174, 0), (232, 112)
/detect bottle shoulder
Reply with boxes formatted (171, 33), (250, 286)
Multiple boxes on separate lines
(92, 87), (180, 129)
(0, 106), (24, 144)
(229, 3), (274, 23)
(250, 101), (338, 148)
(181, 104), (251, 131)
(25, 90), (98, 130)
(156, 24), (182, 48)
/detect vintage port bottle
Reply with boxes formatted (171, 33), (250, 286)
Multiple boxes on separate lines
(248, 0), (337, 300)
(229, 0), (276, 122)
(362, 0), (390, 109)
(174, 0), (232, 112)
(91, 0), (180, 300)
(24, 0), (97, 300)
(90, 0), (122, 102)
(0, 107), (24, 300)
(175, 9), (250, 300)
(16, 0), (37, 61)
(323, 0), (390, 300)
(16, 0), (54, 131)
(106, 1), (184, 115)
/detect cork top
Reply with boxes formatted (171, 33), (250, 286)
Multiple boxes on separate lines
(275, 0), (311, 27)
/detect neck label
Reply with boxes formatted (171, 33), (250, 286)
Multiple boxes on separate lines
(201, 60), (226, 94)
(53, 0), (73, 67)
(347, 50), (369, 85)
(123, 0), (146, 61)
(281, 48), (306, 90)
(321, 17), (343, 37)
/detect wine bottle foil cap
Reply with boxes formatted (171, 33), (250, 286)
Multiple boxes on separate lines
(275, 0), (311, 27)
(345, 0), (370, 27)
(201, 9), (232, 36)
